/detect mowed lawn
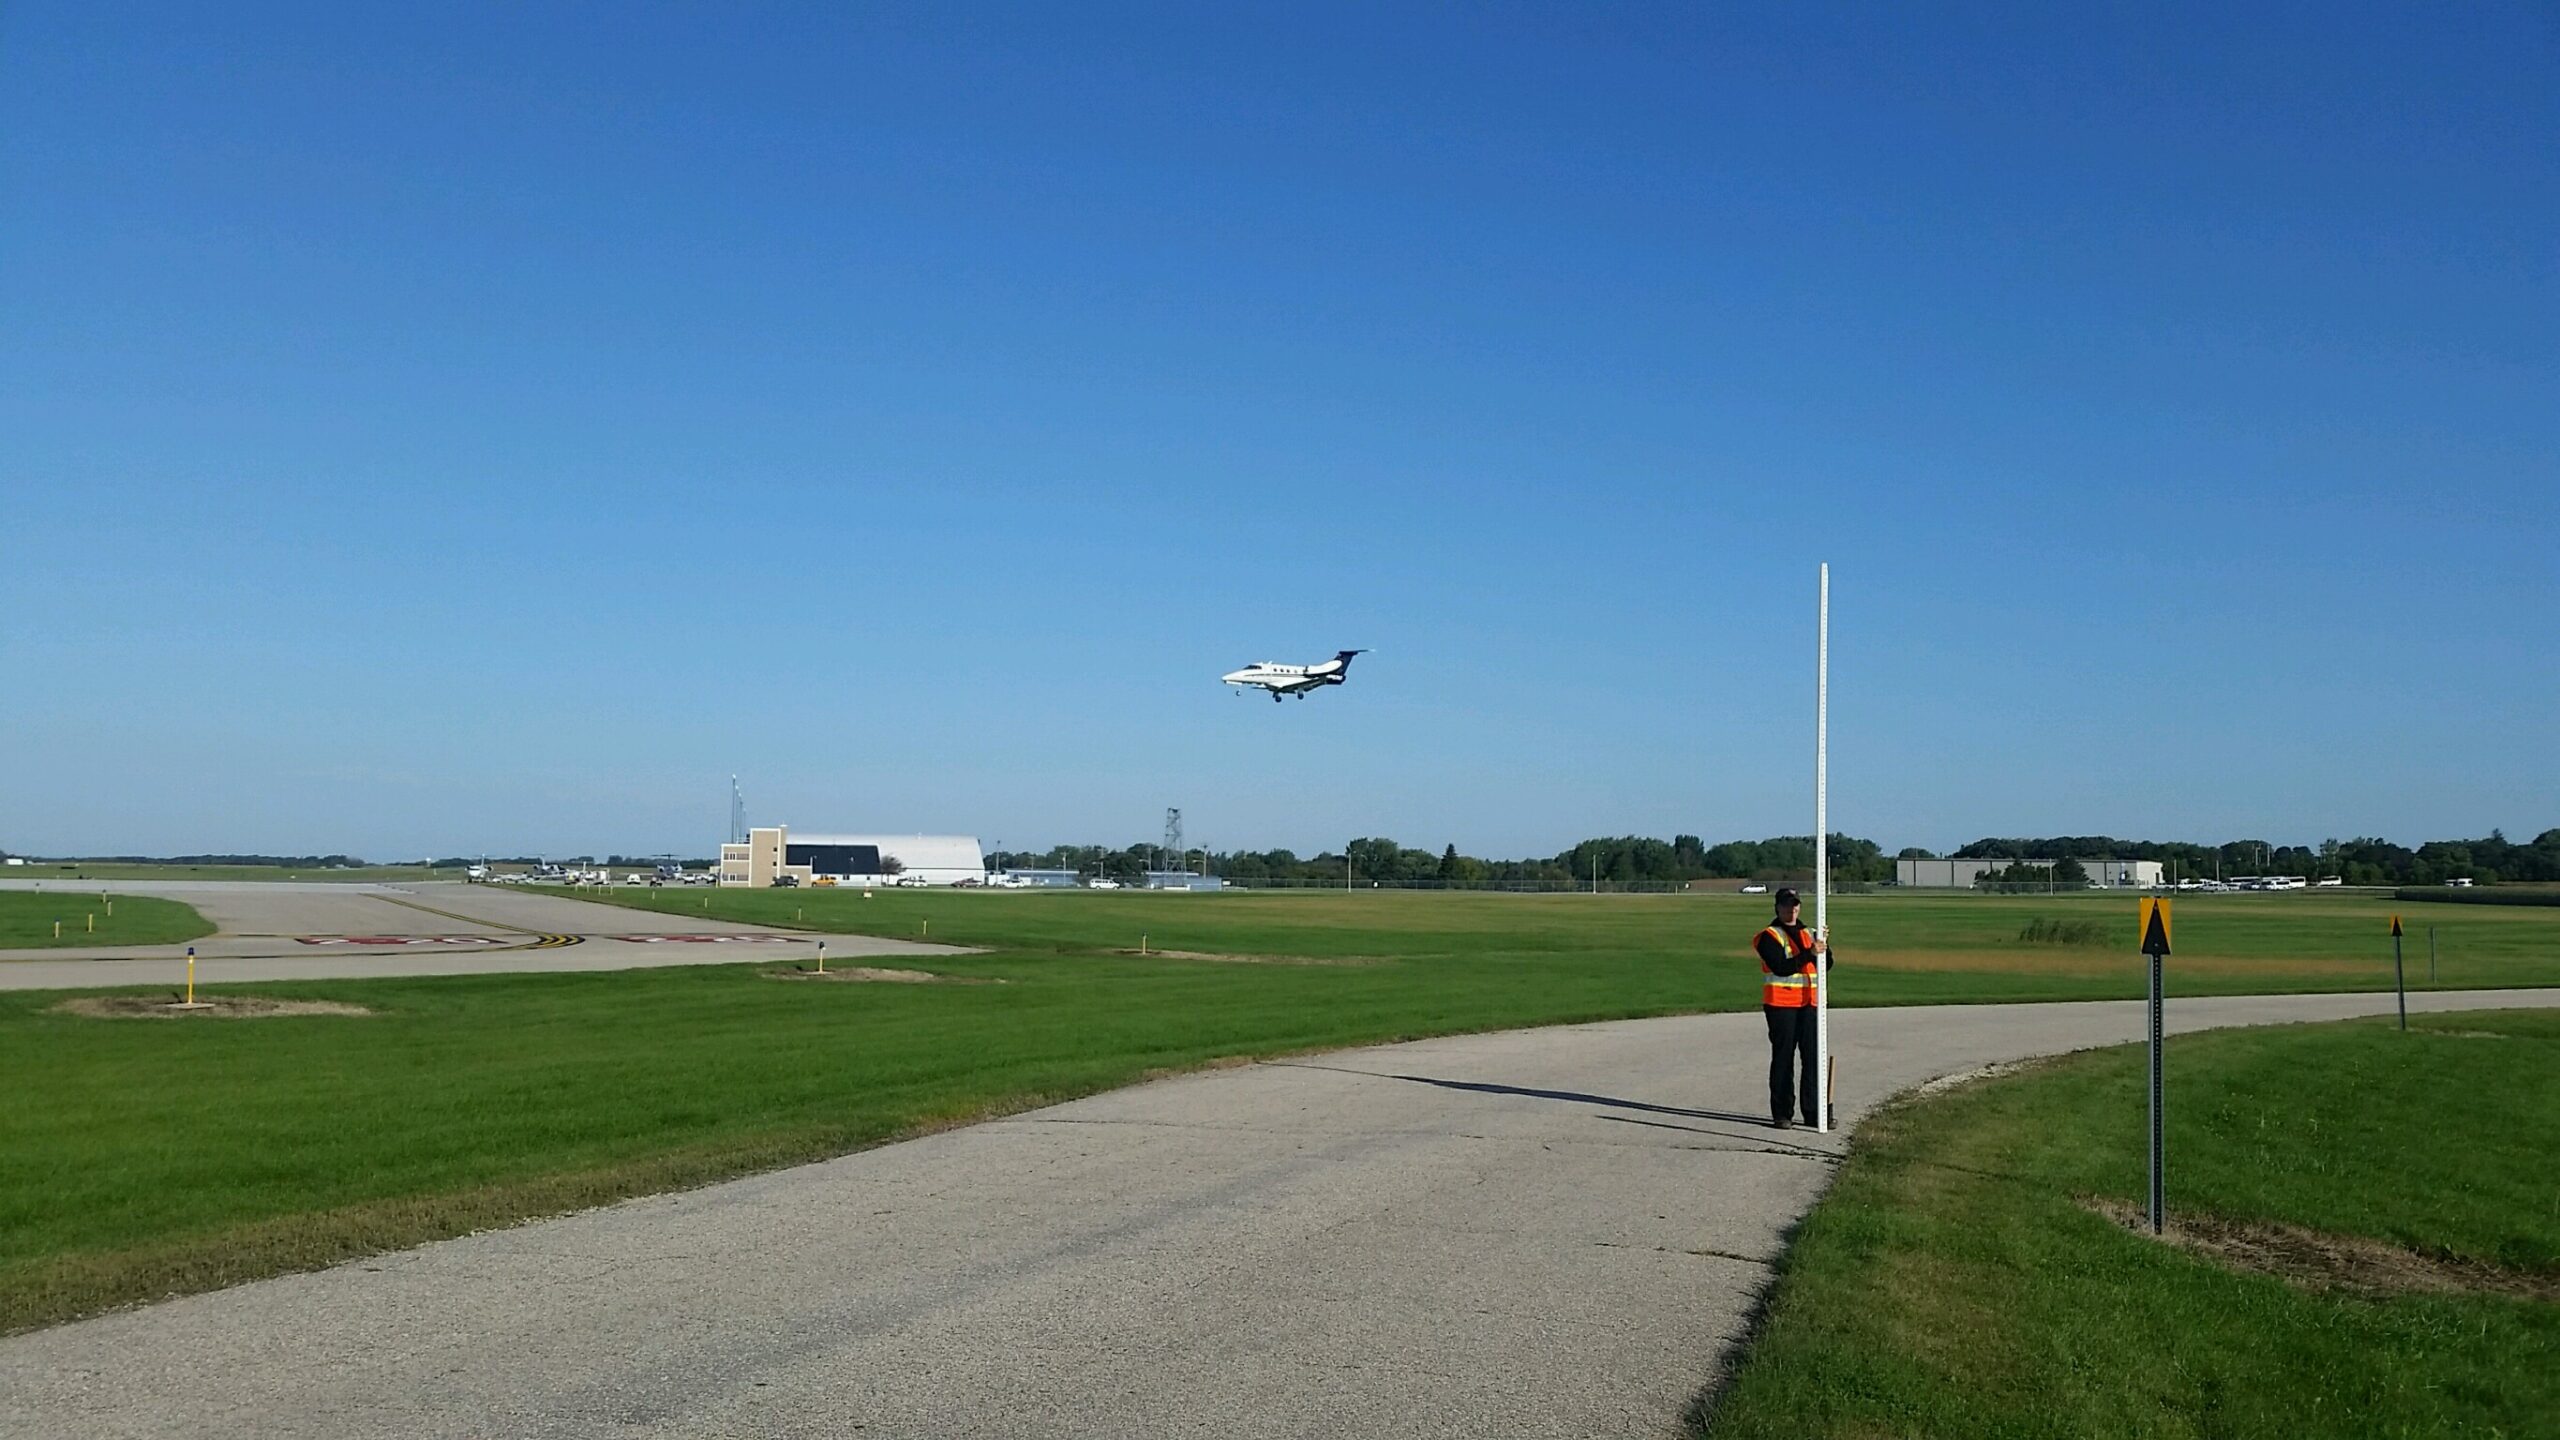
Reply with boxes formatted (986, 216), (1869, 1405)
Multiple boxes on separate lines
(0, 891), (212, 949)
(1705, 1009), (2560, 1438)
(4, 888), (2554, 1335)
(579, 883), (2560, 999)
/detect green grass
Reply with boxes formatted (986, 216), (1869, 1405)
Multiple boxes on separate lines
(2016, 916), (2112, 946)
(4, 887), (2554, 1335)
(570, 884), (2560, 999)
(1703, 1009), (2560, 1439)
(0, 892), (213, 949)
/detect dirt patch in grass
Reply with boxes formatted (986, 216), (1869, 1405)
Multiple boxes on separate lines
(52, 996), (373, 1020)
(1109, 948), (1382, 965)
(2082, 1196), (2560, 1302)
(763, 966), (1000, 984)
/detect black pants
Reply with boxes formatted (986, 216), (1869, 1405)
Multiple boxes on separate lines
(1764, 1004), (1820, 1123)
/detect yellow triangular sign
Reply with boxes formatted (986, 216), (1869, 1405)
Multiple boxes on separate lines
(2140, 897), (2172, 956)
(2390, 914), (2403, 937)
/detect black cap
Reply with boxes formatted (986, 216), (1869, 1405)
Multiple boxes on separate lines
(1773, 887), (1800, 907)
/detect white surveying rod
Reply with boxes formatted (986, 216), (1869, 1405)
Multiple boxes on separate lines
(1814, 562), (1830, 1133)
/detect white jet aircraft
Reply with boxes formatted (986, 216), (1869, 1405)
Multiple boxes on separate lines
(1222, 650), (1367, 702)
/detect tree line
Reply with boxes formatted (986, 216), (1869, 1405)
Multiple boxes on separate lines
(15, 826), (2550, 889)
(1944, 830), (2560, 886)
(991, 826), (2558, 889)
(985, 833), (1898, 890)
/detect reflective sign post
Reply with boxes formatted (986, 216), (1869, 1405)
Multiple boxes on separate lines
(2139, 898), (2172, 1235)
(2390, 915), (2406, 1031)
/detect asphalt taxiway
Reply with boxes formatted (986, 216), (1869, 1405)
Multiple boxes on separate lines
(0, 880), (961, 988)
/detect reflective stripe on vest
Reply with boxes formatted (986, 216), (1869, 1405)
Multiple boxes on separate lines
(1759, 924), (1818, 1008)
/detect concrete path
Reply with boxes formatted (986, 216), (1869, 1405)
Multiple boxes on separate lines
(7, 988), (2552, 1439)
(0, 881), (961, 988)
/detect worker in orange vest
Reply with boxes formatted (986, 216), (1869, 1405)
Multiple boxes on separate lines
(1754, 887), (1829, 1128)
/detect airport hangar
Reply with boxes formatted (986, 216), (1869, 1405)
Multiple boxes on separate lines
(1894, 857), (2164, 888)
(720, 827), (987, 887)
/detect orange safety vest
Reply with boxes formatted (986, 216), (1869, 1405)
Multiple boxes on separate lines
(1757, 923), (1820, 1008)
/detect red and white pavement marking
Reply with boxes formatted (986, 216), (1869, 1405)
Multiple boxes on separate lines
(295, 935), (511, 946)
(608, 934), (802, 944)
(289, 933), (803, 947)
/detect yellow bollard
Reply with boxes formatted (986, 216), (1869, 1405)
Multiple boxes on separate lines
(54, 920), (62, 939)
(105, 898), (114, 917)
(816, 939), (826, 976)
(1141, 934), (1148, 955)
(921, 918), (929, 938)
(88, 913), (95, 932)
(187, 947), (196, 1005)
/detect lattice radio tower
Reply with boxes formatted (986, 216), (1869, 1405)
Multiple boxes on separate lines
(1163, 808), (1184, 874)
(730, 776), (746, 845)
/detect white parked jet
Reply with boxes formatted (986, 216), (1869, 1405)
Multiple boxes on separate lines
(1222, 650), (1366, 701)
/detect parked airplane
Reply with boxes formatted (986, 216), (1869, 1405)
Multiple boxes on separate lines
(1222, 650), (1366, 701)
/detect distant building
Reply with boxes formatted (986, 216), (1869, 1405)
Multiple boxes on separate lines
(719, 826), (986, 887)
(1141, 872), (1225, 891)
(1895, 857), (2161, 889)
(2081, 860), (2164, 888)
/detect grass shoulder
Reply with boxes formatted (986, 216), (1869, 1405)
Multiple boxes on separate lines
(559, 883), (2560, 998)
(1701, 1009), (2560, 1438)
(0, 892), (213, 950)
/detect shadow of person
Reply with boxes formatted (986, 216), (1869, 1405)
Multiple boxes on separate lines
(1388, 1072), (1774, 1125)
(1276, 1061), (1796, 1131)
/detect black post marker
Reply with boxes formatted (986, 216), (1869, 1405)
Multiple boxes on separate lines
(2139, 899), (2172, 1236)
(2391, 915), (2406, 1032)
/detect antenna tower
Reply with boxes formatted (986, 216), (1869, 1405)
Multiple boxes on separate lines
(730, 776), (746, 845)
(1163, 808), (1183, 874)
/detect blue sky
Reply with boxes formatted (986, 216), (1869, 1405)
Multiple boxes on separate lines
(3, 3), (2553, 861)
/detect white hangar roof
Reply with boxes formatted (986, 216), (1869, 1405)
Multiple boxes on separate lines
(791, 834), (985, 873)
